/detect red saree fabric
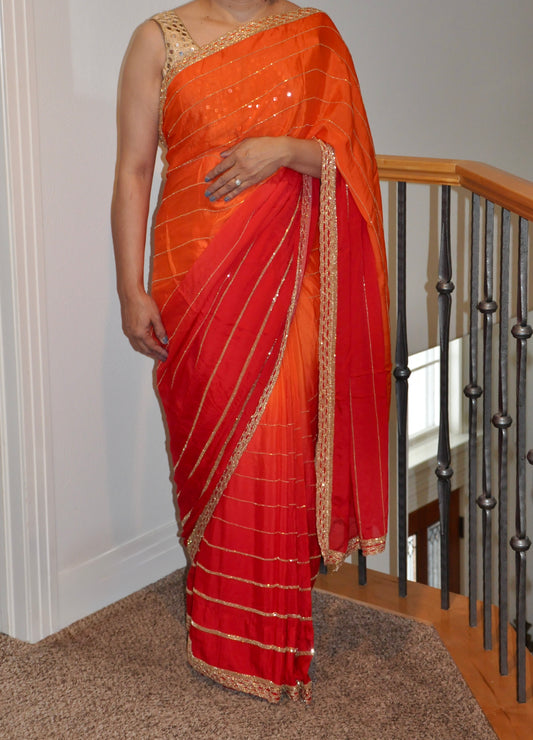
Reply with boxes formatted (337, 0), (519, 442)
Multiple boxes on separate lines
(152, 8), (391, 701)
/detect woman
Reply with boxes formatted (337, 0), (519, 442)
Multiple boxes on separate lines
(112, 0), (390, 702)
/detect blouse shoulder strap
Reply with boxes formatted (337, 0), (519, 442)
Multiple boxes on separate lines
(151, 10), (199, 79)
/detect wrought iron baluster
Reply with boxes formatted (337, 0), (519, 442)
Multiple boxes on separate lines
(394, 181), (409, 598)
(436, 185), (454, 610)
(510, 217), (532, 703)
(492, 208), (511, 675)
(464, 193), (482, 627)
(477, 200), (498, 650)
(358, 550), (367, 586)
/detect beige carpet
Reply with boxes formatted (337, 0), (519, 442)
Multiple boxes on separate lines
(0, 569), (496, 739)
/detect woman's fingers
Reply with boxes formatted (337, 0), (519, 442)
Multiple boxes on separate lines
(205, 170), (247, 201)
(148, 296), (169, 348)
(204, 137), (286, 201)
(130, 331), (168, 362)
(121, 292), (169, 362)
(204, 155), (234, 183)
(205, 155), (246, 201)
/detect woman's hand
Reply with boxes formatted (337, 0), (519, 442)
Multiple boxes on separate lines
(204, 137), (289, 201)
(204, 137), (323, 201)
(120, 290), (169, 362)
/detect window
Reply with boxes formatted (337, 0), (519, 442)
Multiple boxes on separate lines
(408, 336), (466, 444)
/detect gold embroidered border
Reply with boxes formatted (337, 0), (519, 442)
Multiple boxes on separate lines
(315, 141), (338, 564)
(202, 535), (321, 564)
(187, 640), (312, 704)
(324, 535), (388, 571)
(210, 513), (314, 538)
(222, 492), (310, 510)
(186, 587), (313, 621)
(187, 176), (314, 561)
(196, 557), (312, 591)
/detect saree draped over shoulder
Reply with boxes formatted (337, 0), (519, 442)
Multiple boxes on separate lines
(152, 7), (391, 702)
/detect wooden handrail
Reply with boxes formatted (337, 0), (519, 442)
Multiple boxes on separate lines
(377, 155), (533, 221)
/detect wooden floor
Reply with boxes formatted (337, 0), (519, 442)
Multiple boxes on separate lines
(316, 564), (533, 740)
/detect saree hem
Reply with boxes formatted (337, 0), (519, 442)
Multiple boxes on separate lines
(187, 639), (312, 704)
(325, 535), (387, 570)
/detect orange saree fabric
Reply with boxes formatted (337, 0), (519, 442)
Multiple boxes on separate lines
(152, 8), (391, 701)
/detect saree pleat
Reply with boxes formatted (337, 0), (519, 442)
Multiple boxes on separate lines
(151, 8), (391, 701)
(186, 241), (321, 700)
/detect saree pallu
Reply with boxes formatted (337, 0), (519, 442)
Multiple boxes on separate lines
(153, 8), (391, 702)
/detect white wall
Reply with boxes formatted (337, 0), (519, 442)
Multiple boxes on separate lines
(35, 0), (184, 629)
(1, 0), (532, 638)
(327, 0), (533, 180)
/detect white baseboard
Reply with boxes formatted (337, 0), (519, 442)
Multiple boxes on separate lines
(56, 521), (185, 635)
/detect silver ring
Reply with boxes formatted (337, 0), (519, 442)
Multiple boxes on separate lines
(235, 178), (242, 187)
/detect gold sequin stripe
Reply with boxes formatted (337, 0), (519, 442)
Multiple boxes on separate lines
(315, 141), (338, 564)
(186, 587), (313, 621)
(195, 561), (312, 591)
(348, 382), (365, 542)
(151, 269), (189, 285)
(187, 640), (312, 704)
(202, 535), (321, 564)
(210, 513), (319, 538)
(155, 178), (206, 212)
(232, 472), (304, 483)
(238, 447), (303, 456)
(155, 202), (237, 232)
(189, 619), (314, 655)
(222, 492), (314, 510)
(187, 176), (313, 560)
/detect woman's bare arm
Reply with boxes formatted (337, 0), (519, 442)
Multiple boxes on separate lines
(111, 20), (168, 362)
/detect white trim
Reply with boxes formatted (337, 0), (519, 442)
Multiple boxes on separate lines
(0, 0), (58, 641)
(57, 522), (183, 630)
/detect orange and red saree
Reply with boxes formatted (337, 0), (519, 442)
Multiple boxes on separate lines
(152, 7), (391, 702)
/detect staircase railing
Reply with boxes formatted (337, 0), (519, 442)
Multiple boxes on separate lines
(373, 155), (533, 703)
